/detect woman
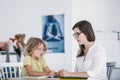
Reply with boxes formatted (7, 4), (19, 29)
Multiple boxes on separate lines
(59, 20), (107, 80)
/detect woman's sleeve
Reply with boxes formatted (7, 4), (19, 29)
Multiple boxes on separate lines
(87, 47), (106, 78)
(74, 63), (78, 72)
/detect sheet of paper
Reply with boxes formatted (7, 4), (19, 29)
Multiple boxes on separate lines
(23, 76), (49, 79)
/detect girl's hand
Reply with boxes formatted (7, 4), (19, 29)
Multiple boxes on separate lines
(59, 69), (65, 76)
(49, 70), (55, 77)
(54, 72), (60, 76)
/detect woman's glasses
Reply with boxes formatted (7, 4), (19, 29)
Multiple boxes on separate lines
(73, 32), (82, 38)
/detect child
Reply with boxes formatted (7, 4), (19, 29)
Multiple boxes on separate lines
(22, 37), (55, 77)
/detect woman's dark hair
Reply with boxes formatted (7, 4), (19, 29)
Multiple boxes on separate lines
(72, 20), (95, 57)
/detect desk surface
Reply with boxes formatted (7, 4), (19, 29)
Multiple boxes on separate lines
(8, 77), (118, 80)
(7, 77), (59, 80)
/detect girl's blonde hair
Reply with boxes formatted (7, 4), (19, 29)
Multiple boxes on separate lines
(24, 37), (47, 56)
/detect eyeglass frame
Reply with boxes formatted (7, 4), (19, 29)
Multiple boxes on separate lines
(73, 32), (82, 38)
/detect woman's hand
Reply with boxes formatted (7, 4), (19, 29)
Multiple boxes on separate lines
(59, 69), (71, 76)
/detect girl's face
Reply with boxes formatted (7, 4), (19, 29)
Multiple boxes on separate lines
(73, 27), (87, 45)
(32, 43), (45, 60)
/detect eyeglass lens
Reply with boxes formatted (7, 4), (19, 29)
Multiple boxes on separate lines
(73, 32), (82, 38)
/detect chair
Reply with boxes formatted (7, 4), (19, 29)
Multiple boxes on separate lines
(0, 62), (22, 79)
(106, 62), (116, 79)
(110, 67), (120, 80)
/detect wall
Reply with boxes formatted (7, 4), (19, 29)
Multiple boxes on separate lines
(0, 0), (72, 71)
(1, 0), (120, 72)
(72, 0), (120, 68)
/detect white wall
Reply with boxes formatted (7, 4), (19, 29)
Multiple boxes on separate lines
(1, 0), (120, 72)
(72, 0), (120, 68)
(0, 0), (72, 71)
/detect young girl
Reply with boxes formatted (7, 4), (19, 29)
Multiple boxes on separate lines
(22, 37), (55, 77)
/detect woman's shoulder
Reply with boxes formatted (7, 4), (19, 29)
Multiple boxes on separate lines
(91, 42), (106, 56)
(91, 42), (104, 51)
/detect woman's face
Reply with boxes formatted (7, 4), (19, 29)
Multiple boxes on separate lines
(73, 27), (87, 45)
(33, 43), (45, 60)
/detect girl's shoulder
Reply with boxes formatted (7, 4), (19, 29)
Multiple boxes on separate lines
(38, 57), (46, 62)
(24, 55), (31, 60)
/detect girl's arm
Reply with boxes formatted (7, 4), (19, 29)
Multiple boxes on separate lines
(43, 66), (56, 76)
(25, 65), (50, 76)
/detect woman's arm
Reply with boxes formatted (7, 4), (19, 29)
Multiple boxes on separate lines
(59, 69), (89, 77)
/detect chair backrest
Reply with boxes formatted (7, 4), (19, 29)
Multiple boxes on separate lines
(110, 67), (120, 80)
(106, 62), (116, 79)
(0, 62), (22, 79)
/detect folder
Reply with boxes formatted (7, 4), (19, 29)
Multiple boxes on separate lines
(60, 76), (88, 80)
